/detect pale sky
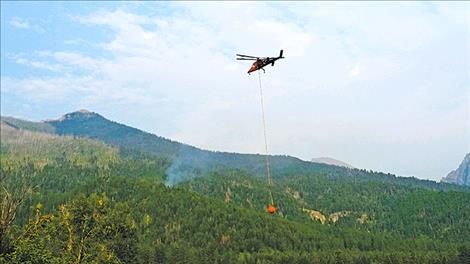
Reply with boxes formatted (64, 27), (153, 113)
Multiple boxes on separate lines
(1, 2), (469, 181)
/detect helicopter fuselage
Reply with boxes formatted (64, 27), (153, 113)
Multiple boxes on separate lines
(248, 57), (281, 74)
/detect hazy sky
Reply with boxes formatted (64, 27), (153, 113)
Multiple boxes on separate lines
(1, 2), (469, 181)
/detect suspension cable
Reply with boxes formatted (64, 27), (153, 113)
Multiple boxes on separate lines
(257, 71), (274, 205)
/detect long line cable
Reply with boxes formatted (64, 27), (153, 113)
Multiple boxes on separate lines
(257, 70), (274, 206)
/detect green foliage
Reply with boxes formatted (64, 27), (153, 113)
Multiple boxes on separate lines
(181, 170), (470, 243)
(2, 194), (137, 263)
(1, 118), (469, 263)
(11, 111), (466, 191)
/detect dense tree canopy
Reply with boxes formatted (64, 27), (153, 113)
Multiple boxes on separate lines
(1, 121), (469, 263)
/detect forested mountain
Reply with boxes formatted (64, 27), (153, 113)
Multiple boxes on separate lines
(3, 111), (308, 186)
(2, 122), (470, 263)
(181, 171), (470, 243)
(1, 116), (55, 133)
(442, 153), (470, 186)
(2, 111), (468, 193)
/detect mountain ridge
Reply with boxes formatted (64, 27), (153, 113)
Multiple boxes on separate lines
(442, 153), (470, 186)
(2, 110), (468, 191)
(3, 122), (469, 263)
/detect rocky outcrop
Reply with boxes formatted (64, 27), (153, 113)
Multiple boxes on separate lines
(302, 208), (327, 224)
(442, 153), (470, 186)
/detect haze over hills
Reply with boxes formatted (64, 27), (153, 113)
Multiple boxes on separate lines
(442, 153), (470, 186)
(311, 157), (355, 169)
(2, 110), (470, 263)
(2, 110), (468, 190)
(43, 110), (314, 186)
(2, 110), (469, 198)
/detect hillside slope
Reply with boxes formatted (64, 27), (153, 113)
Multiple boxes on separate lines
(180, 170), (470, 243)
(311, 157), (355, 168)
(2, 111), (468, 193)
(2, 111), (336, 185)
(1, 123), (469, 263)
(1, 116), (55, 133)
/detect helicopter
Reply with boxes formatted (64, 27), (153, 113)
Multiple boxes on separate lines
(236, 50), (284, 74)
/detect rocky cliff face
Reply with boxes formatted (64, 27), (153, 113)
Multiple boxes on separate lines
(442, 153), (470, 186)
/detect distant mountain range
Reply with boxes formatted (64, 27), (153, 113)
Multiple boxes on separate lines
(311, 157), (355, 169)
(3, 110), (470, 262)
(1, 110), (466, 191)
(2, 110), (322, 185)
(442, 153), (470, 186)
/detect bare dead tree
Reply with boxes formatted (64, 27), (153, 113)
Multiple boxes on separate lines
(0, 167), (38, 253)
